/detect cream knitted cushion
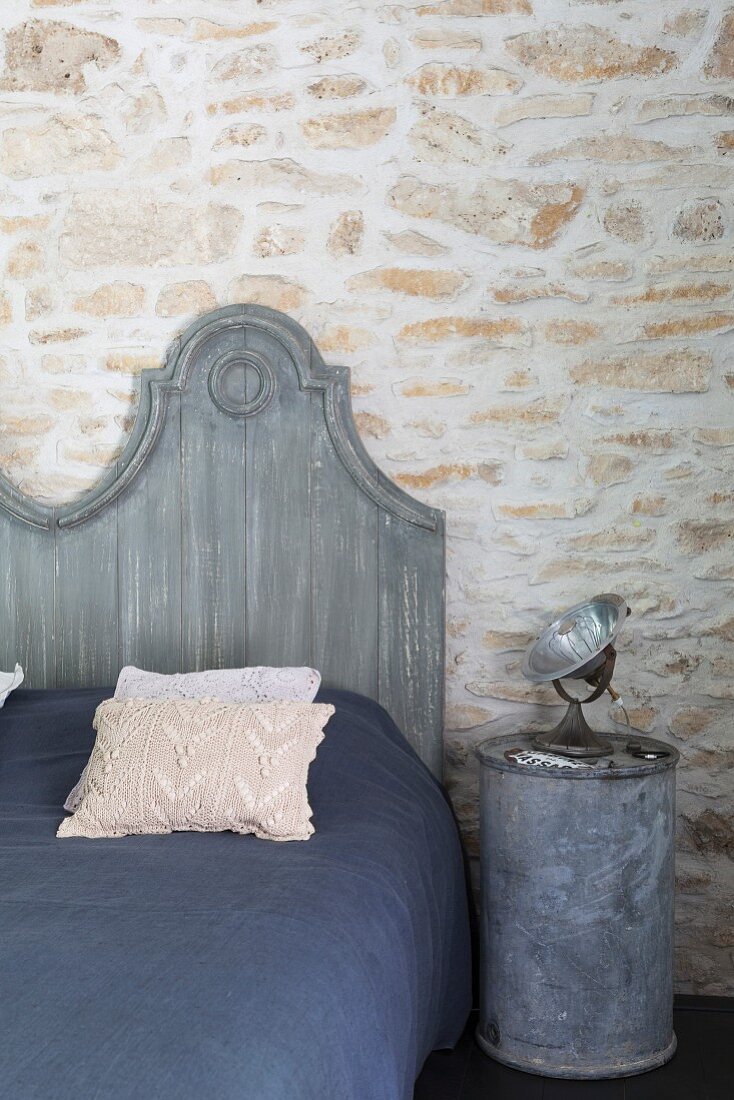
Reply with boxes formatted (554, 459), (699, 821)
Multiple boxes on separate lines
(63, 665), (321, 813)
(57, 698), (334, 841)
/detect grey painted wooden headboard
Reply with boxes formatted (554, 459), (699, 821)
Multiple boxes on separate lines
(0, 305), (446, 776)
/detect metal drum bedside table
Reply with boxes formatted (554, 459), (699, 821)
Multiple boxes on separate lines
(475, 731), (679, 1080)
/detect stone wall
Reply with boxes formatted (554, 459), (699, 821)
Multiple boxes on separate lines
(0, 1), (732, 992)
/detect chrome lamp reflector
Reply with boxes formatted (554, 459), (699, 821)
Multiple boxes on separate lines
(522, 594), (630, 758)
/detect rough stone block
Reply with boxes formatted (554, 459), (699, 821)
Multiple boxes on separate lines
(1, 20), (120, 94)
(60, 192), (243, 267)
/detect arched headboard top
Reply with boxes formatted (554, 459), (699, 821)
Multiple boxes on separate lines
(0, 305), (446, 776)
(1, 305), (440, 535)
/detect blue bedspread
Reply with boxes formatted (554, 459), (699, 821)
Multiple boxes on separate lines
(0, 687), (471, 1099)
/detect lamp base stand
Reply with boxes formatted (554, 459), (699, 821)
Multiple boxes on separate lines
(532, 700), (613, 759)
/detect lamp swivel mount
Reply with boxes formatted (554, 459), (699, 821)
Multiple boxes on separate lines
(522, 595), (630, 759)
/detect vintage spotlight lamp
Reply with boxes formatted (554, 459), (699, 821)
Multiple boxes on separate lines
(522, 594), (631, 758)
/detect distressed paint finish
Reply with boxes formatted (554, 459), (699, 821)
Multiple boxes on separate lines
(0, 513), (54, 688)
(117, 393), (182, 674)
(476, 731), (678, 1079)
(55, 507), (118, 688)
(0, 306), (445, 775)
(181, 322), (247, 671)
(379, 509), (446, 779)
(243, 320), (312, 669)
(310, 393), (379, 699)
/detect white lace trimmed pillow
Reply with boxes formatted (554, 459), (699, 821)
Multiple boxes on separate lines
(115, 665), (321, 704)
(57, 698), (334, 842)
(63, 665), (321, 813)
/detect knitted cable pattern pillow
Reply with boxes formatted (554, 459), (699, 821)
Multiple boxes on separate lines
(57, 698), (334, 842)
(63, 665), (321, 813)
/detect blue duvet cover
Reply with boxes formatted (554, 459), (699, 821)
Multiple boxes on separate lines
(0, 687), (470, 1100)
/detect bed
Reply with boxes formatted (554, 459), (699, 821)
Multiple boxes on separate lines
(0, 306), (471, 1099)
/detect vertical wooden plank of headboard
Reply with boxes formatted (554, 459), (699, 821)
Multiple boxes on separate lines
(244, 325), (311, 667)
(0, 516), (55, 687)
(181, 327), (246, 671)
(310, 393), (379, 697)
(378, 511), (445, 777)
(55, 508), (118, 688)
(118, 393), (182, 673)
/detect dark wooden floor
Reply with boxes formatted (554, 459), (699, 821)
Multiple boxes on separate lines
(415, 1003), (733, 1100)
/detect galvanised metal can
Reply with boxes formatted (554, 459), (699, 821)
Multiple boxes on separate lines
(475, 731), (679, 1079)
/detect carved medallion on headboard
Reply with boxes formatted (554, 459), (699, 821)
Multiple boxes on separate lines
(0, 305), (445, 775)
